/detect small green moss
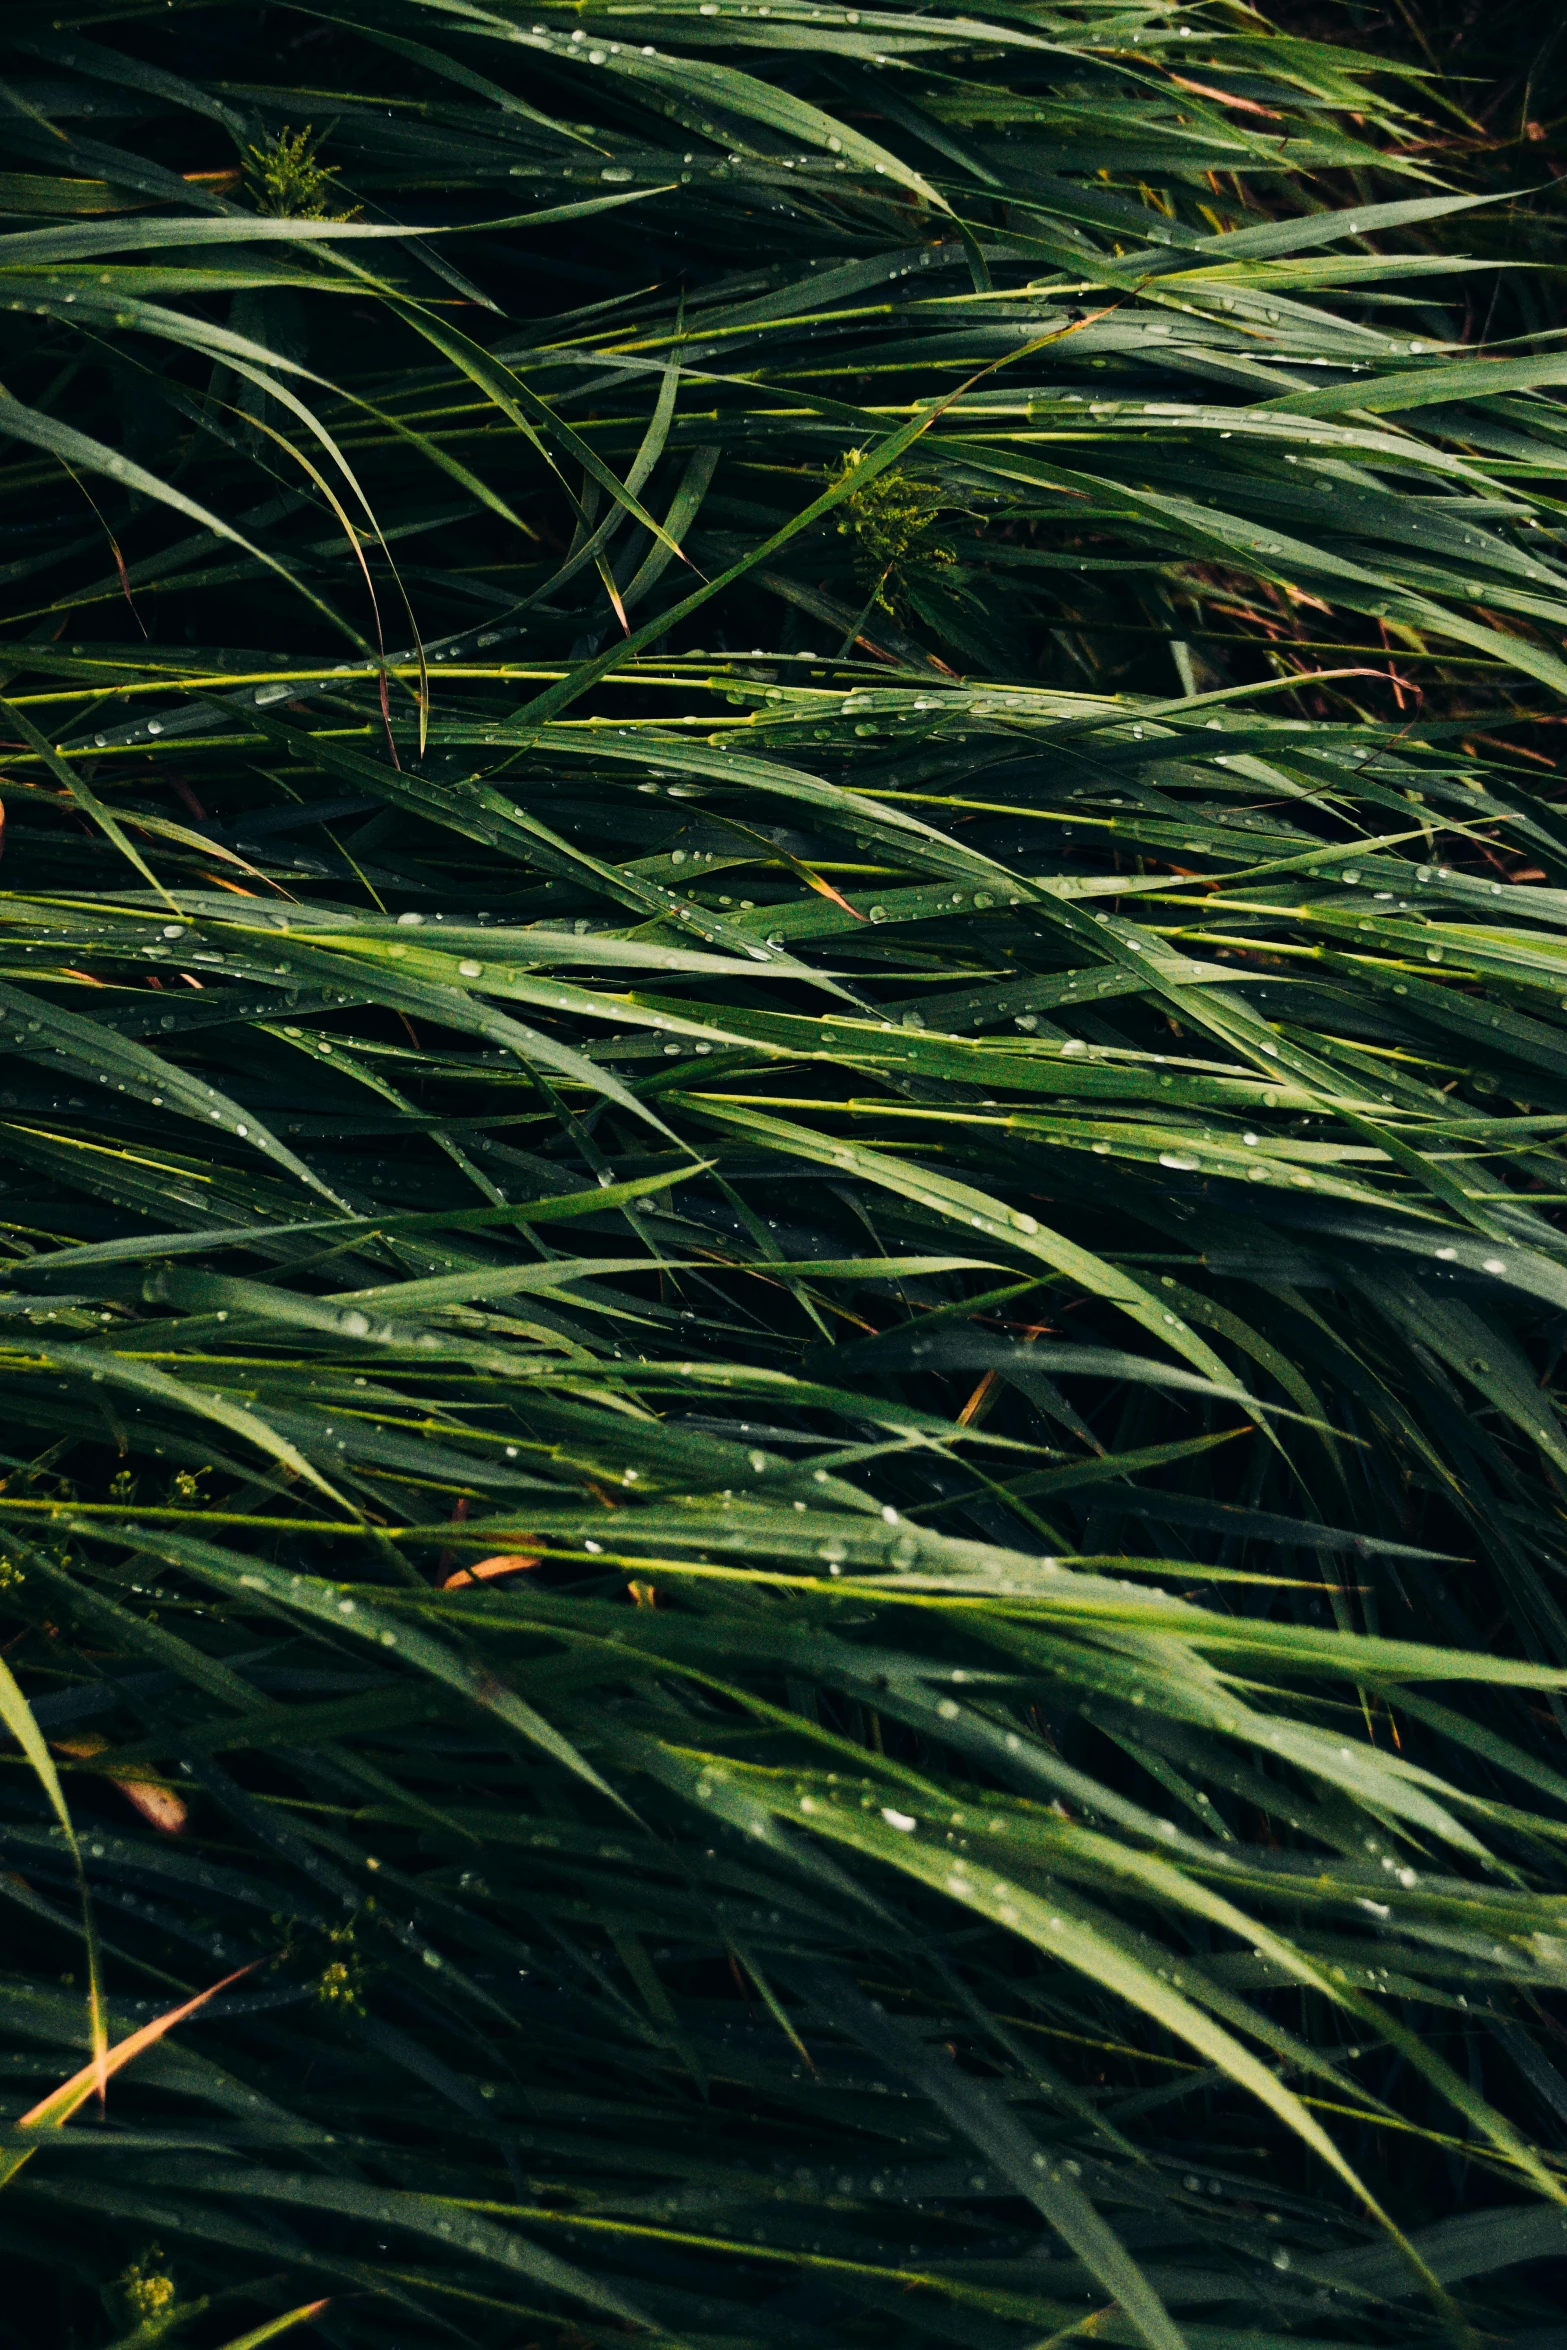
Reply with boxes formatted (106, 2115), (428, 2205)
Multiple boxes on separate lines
(315, 1918), (370, 2013)
(316, 1955), (367, 2012)
(827, 449), (970, 612)
(245, 126), (358, 221)
(116, 2247), (176, 2322)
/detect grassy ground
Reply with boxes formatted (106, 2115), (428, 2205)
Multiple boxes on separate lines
(2, 5), (1567, 2346)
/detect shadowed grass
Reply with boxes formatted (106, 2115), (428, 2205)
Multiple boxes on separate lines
(3, 6), (1567, 2347)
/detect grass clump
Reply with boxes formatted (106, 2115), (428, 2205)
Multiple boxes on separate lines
(0, 5), (1566, 2348)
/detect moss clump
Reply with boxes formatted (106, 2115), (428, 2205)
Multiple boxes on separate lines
(828, 450), (969, 610)
(115, 2249), (176, 2323)
(245, 125), (358, 221)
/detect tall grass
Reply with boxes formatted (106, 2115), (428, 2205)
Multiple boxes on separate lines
(3, 5), (1567, 2346)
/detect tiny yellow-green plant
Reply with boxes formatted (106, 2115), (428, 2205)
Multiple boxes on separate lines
(116, 2248), (176, 2323)
(315, 1918), (371, 2014)
(245, 125), (358, 221)
(828, 450), (969, 610)
(316, 1956), (365, 2010)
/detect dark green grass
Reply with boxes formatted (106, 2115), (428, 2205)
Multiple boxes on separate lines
(3, 6), (1567, 2348)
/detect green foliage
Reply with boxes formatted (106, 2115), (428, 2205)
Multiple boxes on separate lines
(1274, 0), (1567, 343)
(2, 5), (1567, 2349)
(113, 2248), (177, 2327)
(243, 128), (358, 225)
(828, 451), (967, 613)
